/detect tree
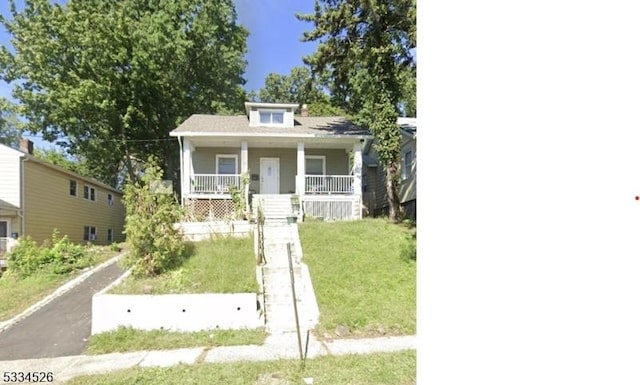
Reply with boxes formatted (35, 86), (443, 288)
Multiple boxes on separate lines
(33, 147), (91, 177)
(298, 0), (416, 221)
(0, 0), (248, 188)
(258, 66), (323, 105)
(121, 157), (187, 277)
(0, 97), (23, 147)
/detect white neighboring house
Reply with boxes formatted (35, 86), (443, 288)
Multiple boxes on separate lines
(170, 102), (373, 221)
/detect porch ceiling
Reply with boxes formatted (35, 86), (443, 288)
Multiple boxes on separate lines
(186, 136), (359, 150)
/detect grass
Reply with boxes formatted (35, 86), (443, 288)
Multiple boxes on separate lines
(299, 218), (416, 338)
(66, 350), (416, 385)
(0, 244), (124, 322)
(87, 326), (267, 354)
(110, 236), (258, 294)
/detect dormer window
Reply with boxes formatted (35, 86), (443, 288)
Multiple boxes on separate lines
(259, 110), (285, 125)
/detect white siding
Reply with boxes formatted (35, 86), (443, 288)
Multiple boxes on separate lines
(248, 107), (295, 127)
(0, 144), (23, 207)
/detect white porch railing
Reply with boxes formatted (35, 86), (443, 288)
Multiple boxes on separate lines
(0, 237), (17, 255)
(304, 175), (354, 194)
(191, 174), (241, 194)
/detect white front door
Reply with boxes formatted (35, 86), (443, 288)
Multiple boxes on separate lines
(260, 158), (280, 194)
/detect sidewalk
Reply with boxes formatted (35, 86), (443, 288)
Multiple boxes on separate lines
(0, 334), (416, 384)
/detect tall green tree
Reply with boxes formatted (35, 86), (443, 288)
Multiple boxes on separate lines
(33, 147), (91, 177)
(257, 65), (347, 116)
(0, 97), (23, 147)
(0, 0), (248, 188)
(298, 0), (416, 221)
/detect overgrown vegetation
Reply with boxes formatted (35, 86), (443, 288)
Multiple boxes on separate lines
(299, 218), (416, 337)
(66, 350), (416, 385)
(121, 159), (188, 278)
(229, 172), (250, 219)
(5, 231), (93, 278)
(112, 236), (257, 294)
(0, 243), (123, 321)
(88, 326), (266, 355)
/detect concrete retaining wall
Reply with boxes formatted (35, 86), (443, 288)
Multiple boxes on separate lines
(92, 292), (263, 334)
(176, 221), (254, 241)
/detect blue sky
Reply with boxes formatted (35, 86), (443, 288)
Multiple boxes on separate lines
(0, 0), (319, 148)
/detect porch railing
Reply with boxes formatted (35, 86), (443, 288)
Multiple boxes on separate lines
(191, 174), (240, 194)
(305, 175), (354, 194)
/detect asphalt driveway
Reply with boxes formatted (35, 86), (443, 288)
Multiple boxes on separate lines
(0, 262), (124, 360)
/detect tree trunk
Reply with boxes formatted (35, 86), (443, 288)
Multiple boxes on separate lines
(386, 160), (401, 222)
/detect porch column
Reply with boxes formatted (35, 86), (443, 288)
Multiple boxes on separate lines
(182, 138), (193, 198)
(241, 141), (249, 213)
(296, 142), (305, 195)
(353, 141), (363, 196)
(353, 142), (363, 219)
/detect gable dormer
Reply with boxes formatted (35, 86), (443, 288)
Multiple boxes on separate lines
(245, 102), (298, 128)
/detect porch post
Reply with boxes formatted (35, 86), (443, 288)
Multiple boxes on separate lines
(296, 142), (305, 196)
(353, 141), (363, 219)
(241, 141), (249, 214)
(182, 138), (193, 198)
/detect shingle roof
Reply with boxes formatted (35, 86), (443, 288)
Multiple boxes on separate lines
(170, 114), (372, 137)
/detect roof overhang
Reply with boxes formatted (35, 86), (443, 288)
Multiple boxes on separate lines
(169, 131), (373, 140)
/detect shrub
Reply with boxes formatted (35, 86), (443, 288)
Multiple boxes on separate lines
(6, 236), (43, 277)
(122, 158), (187, 277)
(6, 231), (92, 277)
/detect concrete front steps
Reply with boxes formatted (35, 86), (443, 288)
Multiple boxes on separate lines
(253, 194), (294, 220)
(262, 265), (317, 333)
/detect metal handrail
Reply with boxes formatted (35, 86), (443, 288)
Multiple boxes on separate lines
(257, 205), (266, 265)
(287, 242), (304, 361)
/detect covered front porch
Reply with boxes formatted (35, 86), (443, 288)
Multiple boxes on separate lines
(178, 137), (364, 221)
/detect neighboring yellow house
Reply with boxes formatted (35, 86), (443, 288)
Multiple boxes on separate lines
(0, 139), (125, 252)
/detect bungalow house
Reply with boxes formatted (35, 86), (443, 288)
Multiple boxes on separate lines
(363, 117), (417, 220)
(0, 139), (126, 256)
(169, 102), (373, 221)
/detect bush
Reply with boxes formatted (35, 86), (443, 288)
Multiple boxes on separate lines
(122, 158), (188, 277)
(6, 231), (92, 277)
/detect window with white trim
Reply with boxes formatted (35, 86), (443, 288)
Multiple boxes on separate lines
(402, 151), (413, 180)
(83, 226), (97, 241)
(305, 156), (326, 175)
(83, 185), (96, 201)
(107, 229), (113, 242)
(107, 193), (113, 206)
(258, 110), (285, 125)
(70, 180), (77, 196)
(216, 155), (238, 175)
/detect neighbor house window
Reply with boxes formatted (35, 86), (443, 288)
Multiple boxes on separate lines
(107, 229), (113, 242)
(69, 180), (77, 196)
(402, 151), (413, 180)
(259, 110), (285, 125)
(305, 156), (326, 175)
(83, 226), (97, 241)
(107, 193), (113, 206)
(216, 155), (238, 175)
(83, 185), (96, 201)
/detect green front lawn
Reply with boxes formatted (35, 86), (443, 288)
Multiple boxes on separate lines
(88, 327), (266, 355)
(110, 236), (258, 294)
(299, 218), (416, 338)
(66, 350), (416, 385)
(0, 244), (124, 322)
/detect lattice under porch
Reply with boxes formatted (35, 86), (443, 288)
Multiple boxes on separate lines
(184, 198), (235, 221)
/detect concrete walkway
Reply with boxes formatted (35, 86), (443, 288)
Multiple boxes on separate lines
(0, 256), (124, 360)
(0, 335), (416, 384)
